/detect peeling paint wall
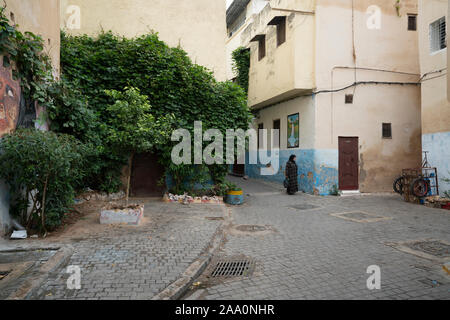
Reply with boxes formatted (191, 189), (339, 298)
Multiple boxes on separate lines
(60, 0), (227, 81)
(418, 0), (450, 195)
(0, 0), (60, 236)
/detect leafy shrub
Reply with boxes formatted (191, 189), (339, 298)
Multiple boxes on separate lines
(61, 31), (252, 189)
(0, 129), (90, 233)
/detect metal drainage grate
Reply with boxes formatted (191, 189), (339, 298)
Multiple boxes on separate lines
(407, 241), (450, 258)
(211, 259), (254, 278)
(290, 204), (320, 210)
(0, 270), (11, 281)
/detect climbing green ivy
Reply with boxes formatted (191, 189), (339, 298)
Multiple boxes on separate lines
(60, 31), (253, 191)
(0, 6), (54, 114)
(232, 46), (250, 94)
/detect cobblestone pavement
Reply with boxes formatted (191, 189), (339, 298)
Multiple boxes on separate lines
(185, 177), (450, 300)
(28, 200), (225, 300)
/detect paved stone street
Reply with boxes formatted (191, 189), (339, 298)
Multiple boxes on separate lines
(27, 201), (226, 300)
(2, 177), (449, 300)
(184, 176), (450, 300)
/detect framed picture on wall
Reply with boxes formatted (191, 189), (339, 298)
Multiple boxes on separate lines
(287, 113), (299, 148)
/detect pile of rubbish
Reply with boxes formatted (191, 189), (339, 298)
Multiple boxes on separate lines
(164, 193), (223, 204)
(424, 195), (450, 209)
(74, 189), (126, 204)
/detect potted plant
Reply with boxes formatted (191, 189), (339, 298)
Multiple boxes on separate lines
(225, 183), (244, 205)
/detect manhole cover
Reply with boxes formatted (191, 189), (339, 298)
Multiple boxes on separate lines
(290, 204), (320, 210)
(407, 241), (450, 258)
(211, 259), (254, 278)
(205, 217), (224, 221)
(235, 225), (267, 232)
(0, 270), (11, 281)
(331, 211), (390, 223)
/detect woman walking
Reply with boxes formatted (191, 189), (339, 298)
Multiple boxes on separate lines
(285, 155), (299, 195)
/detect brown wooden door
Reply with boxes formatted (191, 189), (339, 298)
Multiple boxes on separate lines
(130, 153), (165, 197)
(339, 137), (359, 190)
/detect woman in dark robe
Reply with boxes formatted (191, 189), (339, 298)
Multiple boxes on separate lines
(285, 155), (298, 195)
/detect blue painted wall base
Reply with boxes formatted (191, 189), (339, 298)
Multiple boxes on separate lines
(245, 149), (339, 195)
(423, 131), (450, 196)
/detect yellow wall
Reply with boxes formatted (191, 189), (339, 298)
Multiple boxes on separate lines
(4, 0), (60, 75)
(60, 0), (227, 81)
(246, 1), (315, 108)
(418, 0), (450, 135)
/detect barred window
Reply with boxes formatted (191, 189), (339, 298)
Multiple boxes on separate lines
(429, 17), (446, 53)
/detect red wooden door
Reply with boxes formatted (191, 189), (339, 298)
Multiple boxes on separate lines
(130, 153), (165, 197)
(339, 137), (359, 190)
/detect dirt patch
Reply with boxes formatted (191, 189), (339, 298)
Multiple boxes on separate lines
(43, 199), (150, 242)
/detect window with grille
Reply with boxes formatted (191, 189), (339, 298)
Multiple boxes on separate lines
(382, 123), (392, 139)
(429, 17), (446, 53)
(408, 14), (417, 31)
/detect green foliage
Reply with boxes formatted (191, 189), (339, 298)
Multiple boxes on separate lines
(0, 129), (90, 232)
(0, 7), (53, 113)
(443, 173), (450, 198)
(330, 184), (340, 196)
(61, 31), (252, 187)
(232, 47), (250, 94)
(105, 87), (173, 155)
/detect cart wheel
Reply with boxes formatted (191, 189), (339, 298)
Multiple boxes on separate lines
(393, 176), (404, 195)
(410, 178), (429, 198)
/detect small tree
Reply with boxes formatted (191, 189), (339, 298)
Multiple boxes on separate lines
(105, 87), (173, 203)
(0, 129), (90, 234)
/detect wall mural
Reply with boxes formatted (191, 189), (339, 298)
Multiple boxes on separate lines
(287, 113), (299, 148)
(0, 59), (21, 137)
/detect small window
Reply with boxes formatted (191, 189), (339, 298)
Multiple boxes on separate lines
(429, 17), (446, 53)
(276, 18), (286, 46)
(273, 119), (280, 148)
(268, 16), (287, 47)
(250, 34), (266, 61)
(258, 123), (264, 149)
(10, 12), (15, 24)
(382, 123), (392, 139)
(345, 94), (353, 104)
(408, 15), (417, 31)
(258, 37), (266, 60)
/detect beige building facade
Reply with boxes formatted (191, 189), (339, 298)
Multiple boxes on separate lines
(60, 0), (228, 81)
(232, 0), (422, 194)
(418, 0), (450, 195)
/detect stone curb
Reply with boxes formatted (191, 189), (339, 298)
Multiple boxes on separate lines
(151, 205), (227, 300)
(4, 245), (74, 300)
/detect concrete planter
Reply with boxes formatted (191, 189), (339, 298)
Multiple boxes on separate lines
(225, 190), (244, 205)
(100, 204), (144, 225)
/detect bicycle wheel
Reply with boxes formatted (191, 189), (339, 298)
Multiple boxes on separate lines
(393, 176), (404, 194)
(410, 178), (429, 198)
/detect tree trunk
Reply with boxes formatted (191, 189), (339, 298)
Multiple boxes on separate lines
(41, 175), (49, 237)
(126, 153), (134, 206)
